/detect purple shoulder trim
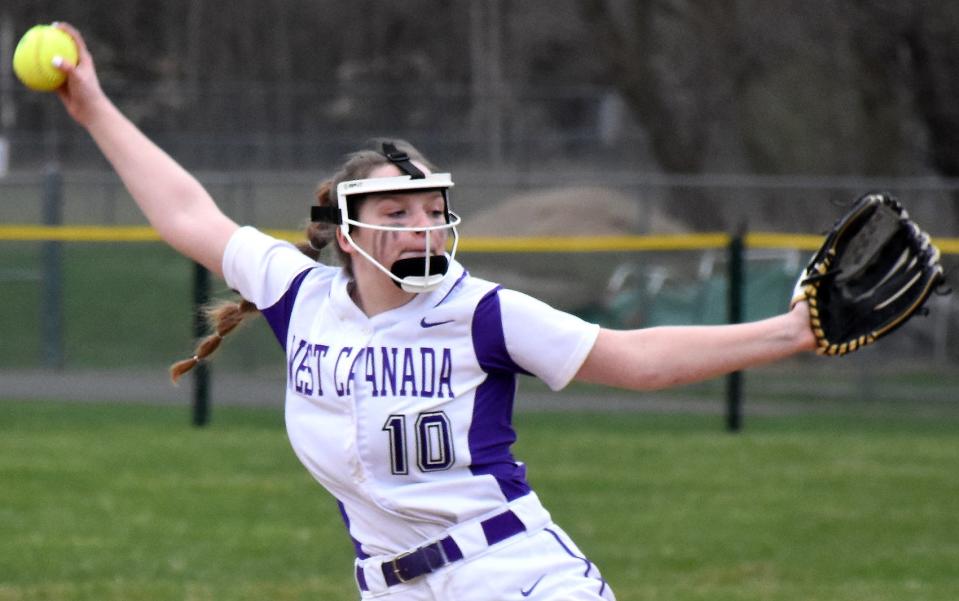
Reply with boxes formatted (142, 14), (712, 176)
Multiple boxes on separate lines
(260, 268), (313, 350)
(471, 287), (529, 375)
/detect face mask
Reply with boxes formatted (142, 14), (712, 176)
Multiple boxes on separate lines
(311, 172), (461, 293)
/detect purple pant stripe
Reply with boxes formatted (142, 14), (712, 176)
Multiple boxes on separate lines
(544, 527), (594, 577)
(544, 527), (609, 595)
(355, 565), (368, 591)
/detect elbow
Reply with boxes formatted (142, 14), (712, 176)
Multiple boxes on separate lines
(577, 355), (674, 392)
(626, 369), (683, 392)
(578, 328), (673, 391)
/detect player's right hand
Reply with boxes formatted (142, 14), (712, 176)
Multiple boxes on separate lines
(51, 22), (108, 127)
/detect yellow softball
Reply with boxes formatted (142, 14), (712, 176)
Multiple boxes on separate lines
(12, 25), (78, 92)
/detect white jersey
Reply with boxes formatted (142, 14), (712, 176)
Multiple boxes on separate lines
(223, 226), (600, 558)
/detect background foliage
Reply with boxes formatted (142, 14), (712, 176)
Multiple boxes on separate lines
(4, 1), (959, 178)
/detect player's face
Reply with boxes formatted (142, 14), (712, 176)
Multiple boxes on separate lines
(351, 189), (449, 268)
(345, 162), (450, 271)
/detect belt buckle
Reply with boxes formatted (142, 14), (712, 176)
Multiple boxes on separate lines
(390, 550), (413, 584)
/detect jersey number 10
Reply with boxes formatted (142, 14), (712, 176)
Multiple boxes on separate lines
(383, 412), (455, 474)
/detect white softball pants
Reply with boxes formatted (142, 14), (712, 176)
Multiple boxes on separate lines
(356, 522), (615, 601)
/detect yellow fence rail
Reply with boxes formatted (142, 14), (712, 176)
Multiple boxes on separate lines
(2, 225), (959, 254)
(5, 223), (955, 431)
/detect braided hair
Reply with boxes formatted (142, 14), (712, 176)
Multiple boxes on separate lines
(169, 139), (434, 382)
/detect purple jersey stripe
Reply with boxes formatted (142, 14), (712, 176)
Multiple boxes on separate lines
(260, 267), (313, 350)
(336, 500), (370, 559)
(468, 289), (532, 501)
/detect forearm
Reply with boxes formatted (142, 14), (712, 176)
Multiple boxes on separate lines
(576, 306), (815, 390)
(86, 98), (204, 216)
(82, 97), (235, 273)
(54, 23), (235, 274)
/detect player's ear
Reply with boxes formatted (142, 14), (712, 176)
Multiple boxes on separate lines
(335, 227), (354, 254)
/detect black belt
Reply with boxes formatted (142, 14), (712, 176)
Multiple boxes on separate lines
(382, 535), (463, 586)
(356, 509), (527, 591)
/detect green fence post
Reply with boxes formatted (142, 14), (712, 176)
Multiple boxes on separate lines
(41, 165), (64, 369)
(726, 227), (745, 432)
(192, 262), (211, 427)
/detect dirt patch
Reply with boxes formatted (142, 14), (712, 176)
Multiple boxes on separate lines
(461, 185), (687, 237)
(459, 186), (689, 310)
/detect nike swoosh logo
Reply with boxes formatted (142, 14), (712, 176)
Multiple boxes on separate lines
(420, 317), (454, 328)
(521, 574), (546, 597)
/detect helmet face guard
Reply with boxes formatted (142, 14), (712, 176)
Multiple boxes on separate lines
(311, 173), (460, 293)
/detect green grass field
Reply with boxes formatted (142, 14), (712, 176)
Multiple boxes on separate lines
(2, 401), (957, 600)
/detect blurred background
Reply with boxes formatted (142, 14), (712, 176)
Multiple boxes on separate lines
(1, 0), (957, 412)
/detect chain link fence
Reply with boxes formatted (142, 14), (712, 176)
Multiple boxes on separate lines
(1, 167), (957, 415)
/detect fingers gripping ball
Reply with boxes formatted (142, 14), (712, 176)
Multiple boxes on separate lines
(792, 192), (947, 356)
(13, 25), (78, 92)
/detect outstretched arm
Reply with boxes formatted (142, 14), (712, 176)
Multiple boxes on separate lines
(53, 23), (237, 276)
(575, 301), (816, 390)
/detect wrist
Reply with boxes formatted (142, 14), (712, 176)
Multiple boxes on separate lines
(80, 95), (117, 130)
(790, 301), (817, 352)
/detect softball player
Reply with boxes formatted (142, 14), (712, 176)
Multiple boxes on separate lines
(53, 23), (816, 600)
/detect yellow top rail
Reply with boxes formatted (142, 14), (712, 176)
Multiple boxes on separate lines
(1, 225), (958, 254)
